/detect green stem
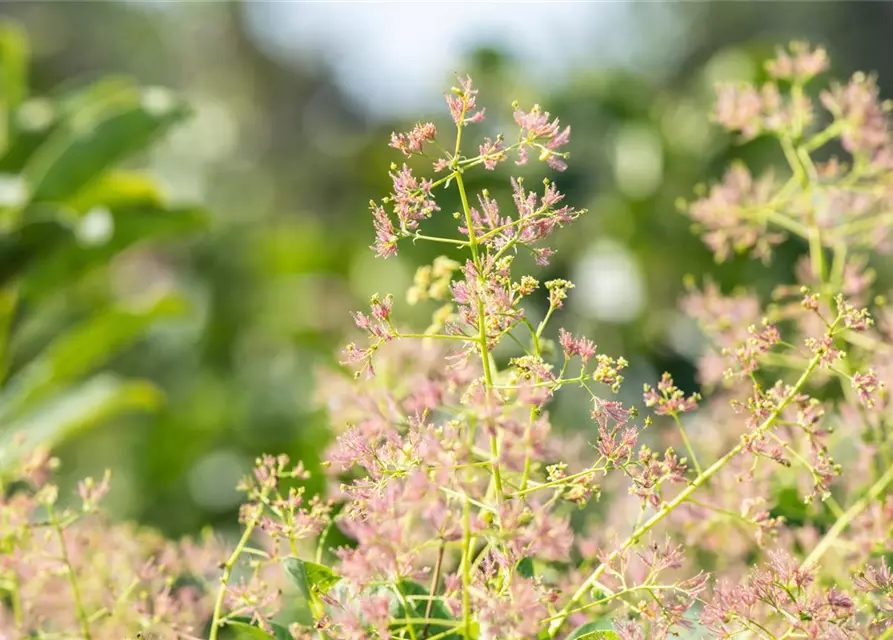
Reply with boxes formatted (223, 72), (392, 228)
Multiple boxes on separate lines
(687, 498), (754, 523)
(797, 148), (818, 182)
(316, 518), (335, 564)
(9, 573), (22, 628)
(476, 206), (549, 243)
(510, 467), (600, 498)
(451, 103), (485, 640)
(781, 136), (807, 187)
(791, 83), (805, 140)
(392, 618), (462, 629)
(392, 583), (419, 640)
(0, 285), (18, 385)
(802, 121), (843, 152)
(394, 332), (474, 342)
(877, 624), (893, 640)
(808, 225), (825, 284)
(518, 406), (537, 493)
(672, 413), (702, 475)
(208, 493), (270, 640)
(803, 462), (893, 567)
(461, 497), (472, 639)
(411, 233), (469, 246)
(535, 304), (558, 340)
(440, 486), (498, 513)
(423, 542), (446, 638)
(455, 169), (505, 506)
(840, 329), (893, 353)
(47, 503), (92, 640)
(428, 625), (472, 640)
(543, 584), (691, 623)
(836, 211), (893, 236)
(490, 374), (587, 391)
(750, 206), (811, 238)
(828, 243), (847, 294)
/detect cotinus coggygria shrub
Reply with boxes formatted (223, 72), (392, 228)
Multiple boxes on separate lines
(3, 42), (893, 640)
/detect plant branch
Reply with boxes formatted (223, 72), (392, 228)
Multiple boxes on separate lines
(47, 504), (92, 640)
(546, 350), (824, 637)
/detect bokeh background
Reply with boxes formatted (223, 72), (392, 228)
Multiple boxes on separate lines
(2, 1), (893, 542)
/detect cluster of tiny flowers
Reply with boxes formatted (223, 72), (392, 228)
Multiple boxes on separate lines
(701, 551), (856, 638)
(5, 42), (893, 640)
(0, 447), (222, 639)
(643, 373), (701, 416)
(687, 41), (893, 263)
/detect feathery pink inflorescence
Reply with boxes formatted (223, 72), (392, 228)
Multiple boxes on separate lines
(7, 43), (893, 640)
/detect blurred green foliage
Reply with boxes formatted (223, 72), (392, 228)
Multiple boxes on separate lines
(0, 21), (207, 477)
(0, 1), (892, 540)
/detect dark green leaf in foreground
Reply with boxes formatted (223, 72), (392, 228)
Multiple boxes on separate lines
(227, 617), (291, 640)
(516, 556), (535, 579)
(0, 20), (28, 155)
(395, 579), (461, 639)
(283, 556), (342, 603)
(566, 623), (622, 640)
(23, 80), (190, 204)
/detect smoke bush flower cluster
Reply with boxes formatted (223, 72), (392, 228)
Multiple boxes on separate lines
(2, 42), (893, 640)
(0, 448), (222, 639)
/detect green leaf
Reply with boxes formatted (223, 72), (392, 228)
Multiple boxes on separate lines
(0, 294), (187, 422)
(0, 218), (72, 285)
(396, 579), (453, 618)
(0, 107), (57, 175)
(54, 76), (135, 119)
(0, 284), (17, 381)
(326, 578), (462, 640)
(0, 21), (28, 155)
(226, 622), (274, 640)
(19, 205), (209, 301)
(66, 170), (165, 212)
(227, 618), (291, 640)
(394, 580), (460, 639)
(0, 374), (162, 470)
(283, 557), (342, 603)
(566, 622), (621, 640)
(23, 80), (189, 204)
(516, 556), (535, 579)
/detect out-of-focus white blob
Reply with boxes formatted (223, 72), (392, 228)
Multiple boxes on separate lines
(573, 239), (645, 323)
(76, 207), (114, 246)
(612, 124), (663, 199)
(187, 449), (249, 511)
